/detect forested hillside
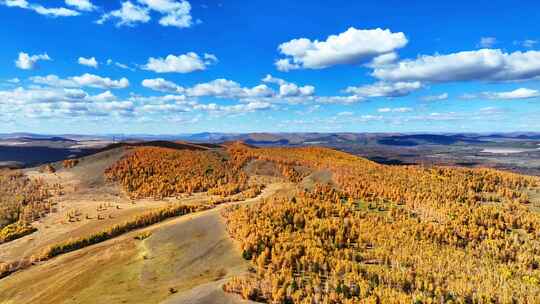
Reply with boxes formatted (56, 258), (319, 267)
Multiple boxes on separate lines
(223, 144), (540, 303)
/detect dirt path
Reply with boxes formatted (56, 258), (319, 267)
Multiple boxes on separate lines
(0, 183), (288, 304)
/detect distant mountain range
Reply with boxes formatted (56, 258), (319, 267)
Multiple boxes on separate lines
(2, 132), (540, 147)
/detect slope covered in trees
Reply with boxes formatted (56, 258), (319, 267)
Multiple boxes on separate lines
(0, 170), (51, 242)
(223, 145), (540, 303)
(105, 146), (254, 199)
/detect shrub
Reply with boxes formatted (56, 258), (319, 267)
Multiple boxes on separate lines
(0, 223), (37, 243)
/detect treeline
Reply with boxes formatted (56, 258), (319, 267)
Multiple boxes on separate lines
(0, 222), (37, 244)
(40, 203), (209, 259)
(105, 147), (252, 199)
(1, 203), (209, 279)
(222, 145), (540, 303)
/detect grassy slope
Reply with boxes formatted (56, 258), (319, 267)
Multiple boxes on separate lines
(0, 177), (285, 304)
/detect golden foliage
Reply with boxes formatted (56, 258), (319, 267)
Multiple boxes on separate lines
(0, 170), (51, 229)
(223, 146), (540, 303)
(62, 159), (79, 169)
(105, 147), (251, 199)
(0, 222), (37, 244)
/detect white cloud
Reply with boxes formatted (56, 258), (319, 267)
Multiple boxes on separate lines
(478, 37), (497, 48)
(514, 39), (538, 48)
(15, 52), (51, 70)
(203, 53), (218, 63)
(279, 83), (314, 97)
(106, 59), (133, 70)
(3, 0), (28, 8)
(345, 81), (422, 97)
(522, 40), (538, 48)
(69, 73), (130, 89)
(315, 95), (364, 104)
(262, 74), (286, 86)
(274, 59), (300, 72)
(194, 101), (272, 115)
(262, 74), (365, 104)
(99, 0), (195, 28)
(276, 27), (407, 71)
(421, 92), (449, 101)
(115, 62), (130, 69)
(30, 5), (79, 17)
(141, 77), (275, 99)
(471, 88), (540, 100)
(78, 56), (98, 68)
(186, 79), (274, 98)
(377, 107), (413, 113)
(65, 0), (96, 11)
(373, 49), (540, 83)
(366, 52), (398, 68)
(0, 86), (135, 119)
(262, 74), (314, 97)
(142, 52), (217, 73)
(97, 1), (150, 27)
(142, 0), (194, 28)
(7, 78), (21, 84)
(91, 90), (117, 102)
(3, 1), (81, 17)
(142, 78), (184, 93)
(31, 73), (130, 89)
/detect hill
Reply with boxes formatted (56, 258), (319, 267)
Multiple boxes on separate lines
(0, 142), (539, 303)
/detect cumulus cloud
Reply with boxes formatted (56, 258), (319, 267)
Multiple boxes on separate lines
(262, 74), (365, 104)
(97, 1), (150, 26)
(279, 83), (315, 97)
(15, 52), (51, 70)
(262, 74), (314, 97)
(186, 79), (274, 98)
(142, 78), (184, 93)
(377, 107), (413, 113)
(276, 27), (407, 71)
(31, 73), (130, 89)
(65, 0), (96, 11)
(98, 0), (195, 28)
(345, 81), (422, 98)
(138, 0), (194, 28)
(140, 75), (364, 108)
(67, 73), (130, 89)
(467, 88), (540, 100)
(478, 37), (497, 48)
(0, 86), (135, 119)
(421, 93), (449, 101)
(2, 0), (28, 8)
(32, 5), (80, 16)
(366, 52), (398, 68)
(78, 56), (98, 68)
(372, 49), (540, 83)
(142, 52), (217, 73)
(2, 0), (80, 17)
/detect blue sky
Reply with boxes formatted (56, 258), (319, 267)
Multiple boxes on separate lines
(0, 0), (539, 134)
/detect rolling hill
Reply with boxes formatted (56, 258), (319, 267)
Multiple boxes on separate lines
(0, 141), (539, 303)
